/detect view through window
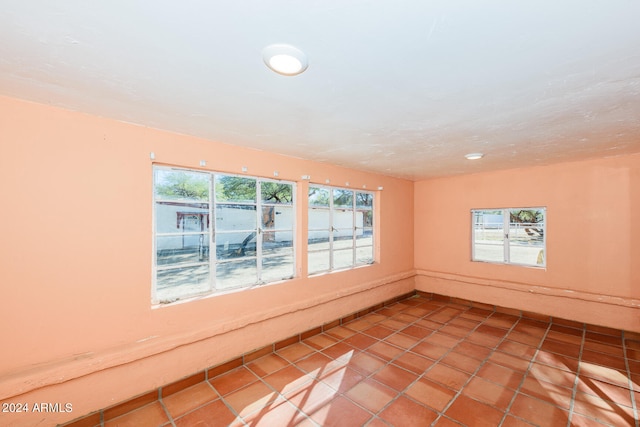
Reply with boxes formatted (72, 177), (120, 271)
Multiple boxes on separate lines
(472, 208), (546, 267)
(308, 185), (374, 274)
(153, 167), (295, 303)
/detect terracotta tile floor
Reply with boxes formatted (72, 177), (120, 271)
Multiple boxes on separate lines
(95, 296), (640, 426)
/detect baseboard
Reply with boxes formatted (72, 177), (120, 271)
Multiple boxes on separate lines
(415, 269), (640, 333)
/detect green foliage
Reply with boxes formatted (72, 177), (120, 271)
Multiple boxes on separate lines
(261, 182), (293, 203)
(215, 176), (292, 203)
(510, 209), (544, 224)
(215, 176), (256, 202)
(156, 171), (209, 200)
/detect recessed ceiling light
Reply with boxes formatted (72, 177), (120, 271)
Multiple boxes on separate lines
(465, 153), (484, 160)
(262, 44), (308, 76)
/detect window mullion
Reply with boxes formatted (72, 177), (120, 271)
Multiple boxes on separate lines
(503, 209), (510, 264)
(210, 173), (216, 293)
(352, 191), (356, 265)
(256, 180), (263, 283)
(329, 189), (335, 271)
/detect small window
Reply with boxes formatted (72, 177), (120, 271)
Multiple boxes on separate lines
(153, 166), (295, 304)
(308, 185), (375, 275)
(472, 208), (546, 267)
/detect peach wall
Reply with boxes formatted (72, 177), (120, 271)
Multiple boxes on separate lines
(0, 96), (414, 426)
(414, 153), (640, 331)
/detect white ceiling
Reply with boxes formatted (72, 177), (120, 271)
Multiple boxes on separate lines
(1, 1), (639, 180)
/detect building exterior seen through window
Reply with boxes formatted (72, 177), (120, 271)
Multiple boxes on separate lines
(308, 185), (374, 275)
(153, 167), (295, 304)
(471, 208), (546, 267)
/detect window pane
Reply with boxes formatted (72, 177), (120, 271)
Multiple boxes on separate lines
(473, 210), (504, 262)
(508, 209), (545, 266)
(510, 245), (545, 266)
(262, 231), (293, 256)
(333, 209), (354, 229)
(215, 204), (256, 231)
(356, 229), (373, 247)
(356, 192), (373, 208)
(216, 259), (257, 289)
(356, 246), (374, 265)
(156, 264), (210, 303)
(261, 182), (293, 204)
(308, 251), (330, 274)
(333, 249), (354, 270)
(156, 202), (209, 233)
(358, 210), (373, 228)
(156, 235), (209, 266)
(334, 233), (354, 249)
(333, 189), (353, 208)
(309, 187), (330, 207)
(308, 231), (330, 251)
(215, 175), (256, 203)
(262, 206), (293, 230)
(155, 169), (210, 201)
(216, 232), (257, 259)
(474, 244), (504, 263)
(262, 253), (294, 282)
(308, 207), (330, 230)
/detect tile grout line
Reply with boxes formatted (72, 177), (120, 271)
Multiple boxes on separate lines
(427, 307), (526, 426)
(497, 319), (553, 426)
(565, 323), (587, 427)
(622, 332), (640, 427)
(157, 395), (177, 427)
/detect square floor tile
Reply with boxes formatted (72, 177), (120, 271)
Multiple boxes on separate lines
(286, 380), (338, 420)
(277, 342), (316, 362)
(162, 382), (218, 419)
(173, 399), (237, 427)
(345, 379), (397, 413)
(345, 352), (386, 376)
(241, 396), (302, 427)
(378, 396), (438, 427)
(367, 341), (404, 361)
(440, 351), (482, 374)
(445, 394), (504, 427)
(424, 364), (471, 391)
(372, 364), (417, 391)
(462, 377), (515, 410)
(518, 377), (573, 410)
(209, 366), (260, 396)
(477, 362), (526, 390)
(319, 366), (365, 393)
(392, 351), (434, 375)
(246, 354), (290, 377)
(262, 365), (313, 395)
(104, 402), (169, 427)
(404, 377), (456, 412)
(309, 396), (372, 427)
(223, 381), (278, 418)
(303, 333), (340, 351)
(508, 393), (569, 427)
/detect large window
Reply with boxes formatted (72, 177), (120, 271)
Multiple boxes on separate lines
(153, 166), (295, 304)
(308, 185), (374, 275)
(471, 208), (546, 267)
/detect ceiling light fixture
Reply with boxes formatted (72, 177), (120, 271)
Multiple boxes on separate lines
(465, 153), (484, 160)
(262, 44), (308, 76)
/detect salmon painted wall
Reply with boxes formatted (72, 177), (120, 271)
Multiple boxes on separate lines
(0, 95), (414, 426)
(414, 153), (640, 331)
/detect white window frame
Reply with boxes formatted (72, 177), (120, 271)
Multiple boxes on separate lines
(471, 207), (546, 268)
(152, 166), (296, 304)
(307, 185), (375, 275)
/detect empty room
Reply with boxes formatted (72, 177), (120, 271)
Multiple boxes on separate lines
(1, 1), (639, 426)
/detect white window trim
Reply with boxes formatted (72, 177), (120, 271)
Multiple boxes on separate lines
(152, 166), (296, 304)
(471, 207), (546, 268)
(307, 184), (375, 275)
